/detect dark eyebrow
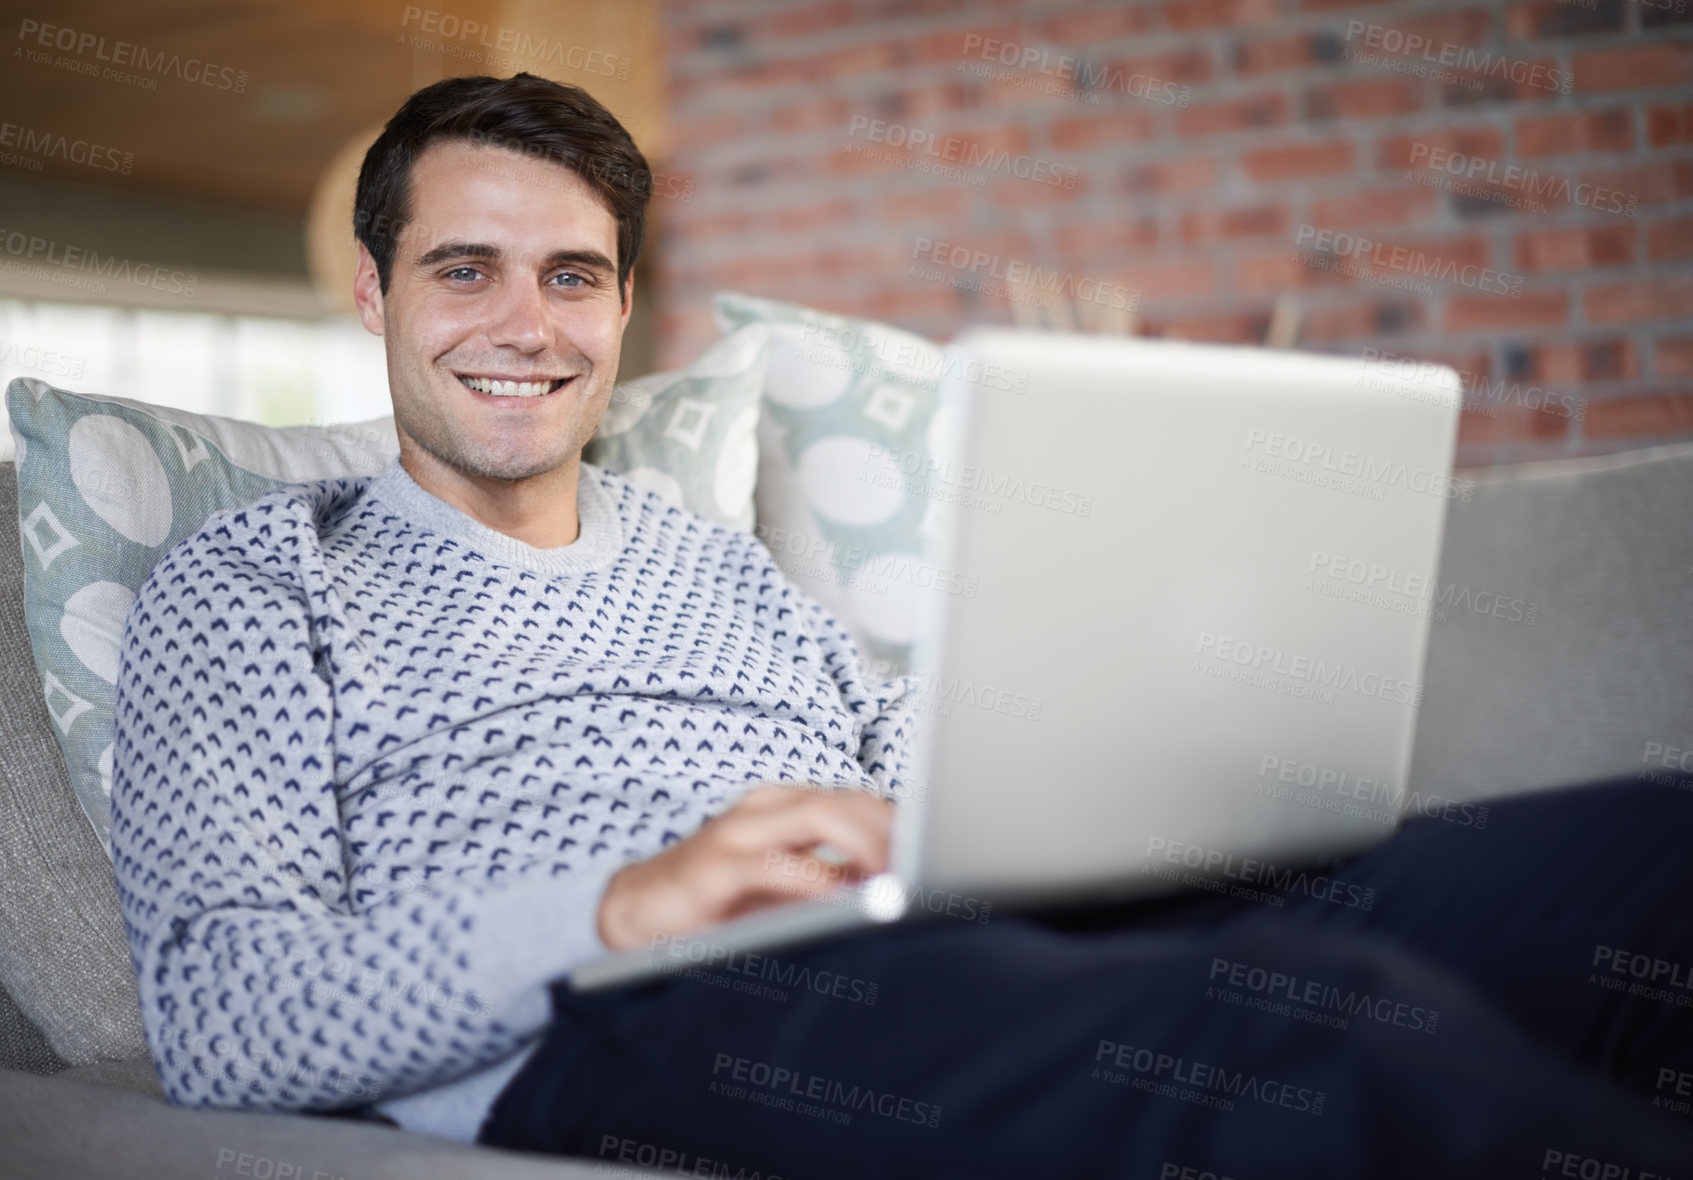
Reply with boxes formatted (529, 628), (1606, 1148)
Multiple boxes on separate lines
(414, 240), (616, 277)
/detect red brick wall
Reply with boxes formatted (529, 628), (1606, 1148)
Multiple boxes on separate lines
(655, 0), (1693, 465)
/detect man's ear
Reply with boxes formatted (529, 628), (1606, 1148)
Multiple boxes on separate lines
(352, 241), (386, 336)
(619, 267), (635, 333)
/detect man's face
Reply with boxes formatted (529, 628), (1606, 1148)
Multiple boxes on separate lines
(353, 139), (632, 485)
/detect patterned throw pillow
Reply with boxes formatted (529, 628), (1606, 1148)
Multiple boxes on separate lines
(4, 323), (768, 853)
(713, 290), (957, 678)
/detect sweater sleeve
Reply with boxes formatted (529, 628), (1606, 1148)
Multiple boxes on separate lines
(756, 542), (921, 802)
(110, 509), (617, 1114)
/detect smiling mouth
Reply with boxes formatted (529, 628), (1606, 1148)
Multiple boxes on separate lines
(457, 374), (575, 398)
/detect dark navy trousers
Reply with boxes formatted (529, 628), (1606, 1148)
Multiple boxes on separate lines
(478, 775), (1693, 1178)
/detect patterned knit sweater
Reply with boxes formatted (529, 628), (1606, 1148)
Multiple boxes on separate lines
(110, 455), (917, 1142)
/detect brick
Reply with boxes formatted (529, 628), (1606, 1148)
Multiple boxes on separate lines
(1234, 31), (1334, 75)
(881, 187), (970, 223)
(1123, 156), (1221, 192)
(1116, 258), (1219, 300)
(1165, 0), (1279, 31)
(770, 98), (853, 135)
(988, 174), (1091, 207)
(1681, 160), (1693, 197)
(1377, 125), (1505, 169)
(769, 198), (860, 234)
(1311, 186), (1438, 228)
(1056, 216), (1161, 256)
(1439, 57), (1571, 108)
(1506, 0), (1625, 39)
(1300, 299), (1426, 341)
(1648, 216), (1693, 262)
(1505, 337), (1635, 384)
(1241, 139), (1355, 181)
(1515, 107), (1635, 157)
(1109, 49), (1216, 86)
(1514, 224), (1635, 270)
(1050, 110), (1159, 150)
(1457, 402), (1572, 445)
(1573, 44), (1693, 93)
(1237, 249), (1334, 294)
(1179, 203), (1291, 241)
(757, 1), (855, 40)
(1580, 160), (1682, 209)
(1655, 338), (1693, 379)
(1647, 103), (1693, 147)
(1299, 0), (1400, 9)
(1642, 0), (1693, 26)
(1154, 310), (1272, 344)
(1176, 94), (1290, 136)
(1584, 394), (1693, 439)
(1301, 77), (1423, 121)
(1445, 291), (1570, 332)
(1586, 276), (1693, 324)
(1041, 7), (1156, 42)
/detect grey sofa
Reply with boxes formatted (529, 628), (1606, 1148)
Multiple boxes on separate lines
(4, 442), (1692, 1178)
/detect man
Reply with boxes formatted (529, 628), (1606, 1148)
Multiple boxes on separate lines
(112, 74), (1693, 1177)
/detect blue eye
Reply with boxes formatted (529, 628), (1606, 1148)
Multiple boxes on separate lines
(552, 272), (586, 288)
(444, 266), (482, 282)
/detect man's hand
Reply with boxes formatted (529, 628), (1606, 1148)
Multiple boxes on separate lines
(595, 784), (894, 951)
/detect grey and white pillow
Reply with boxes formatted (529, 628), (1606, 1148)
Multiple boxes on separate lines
(4, 323), (768, 852)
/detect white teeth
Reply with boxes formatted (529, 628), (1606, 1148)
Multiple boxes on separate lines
(462, 376), (558, 398)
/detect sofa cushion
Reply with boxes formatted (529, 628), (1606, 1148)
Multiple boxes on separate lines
(0, 460), (149, 1068)
(2, 324), (768, 856)
(0, 1065), (631, 1179)
(0, 978), (65, 1075)
(713, 290), (961, 677)
(1409, 440), (1693, 800)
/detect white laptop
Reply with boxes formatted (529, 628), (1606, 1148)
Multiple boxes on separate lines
(568, 328), (1462, 991)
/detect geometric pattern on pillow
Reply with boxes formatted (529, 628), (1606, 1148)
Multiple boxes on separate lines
(5, 377), (399, 853)
(712, 290), (950, 677)
(583, 321), (768, 532)
(4, 326), (770, 855)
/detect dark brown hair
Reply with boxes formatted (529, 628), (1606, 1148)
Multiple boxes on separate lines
(354, 72), (652, 298)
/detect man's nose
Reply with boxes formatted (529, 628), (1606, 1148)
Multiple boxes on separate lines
(485, 278), (553, 352)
